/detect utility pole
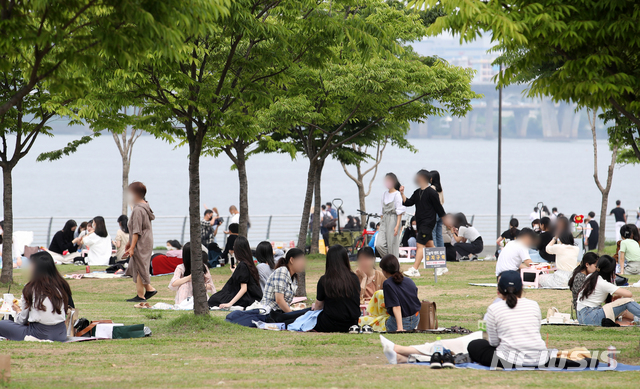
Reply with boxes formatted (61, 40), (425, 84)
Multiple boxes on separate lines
(497, 63), (503, 237)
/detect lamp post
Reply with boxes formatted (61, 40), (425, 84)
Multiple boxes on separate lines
(497, 64), (503, 238)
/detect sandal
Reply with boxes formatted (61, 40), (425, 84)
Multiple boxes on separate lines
(134, 302), (151, 309)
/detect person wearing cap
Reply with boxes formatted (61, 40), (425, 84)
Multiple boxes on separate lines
(467, 271), (549, 368)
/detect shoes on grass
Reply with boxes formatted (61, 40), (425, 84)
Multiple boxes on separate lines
(429, 352), (442, 369)
(403, 267), (420, 277)
(144, 290), (158, 300)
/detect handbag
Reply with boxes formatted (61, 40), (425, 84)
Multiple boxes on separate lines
(615, 274), (628, 286)
(112, 324), (146, 339)
(417, 300), (438, 330)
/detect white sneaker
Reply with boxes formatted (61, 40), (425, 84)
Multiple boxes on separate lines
(403, 267), (420, 277)
(435, 267), (449, 276)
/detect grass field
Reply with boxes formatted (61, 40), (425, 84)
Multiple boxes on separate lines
(1, 254), (640, 388)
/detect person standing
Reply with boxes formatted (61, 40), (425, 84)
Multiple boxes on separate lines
(229, 205), (240, 225)
(326, 202), (338, 219)
(399, 170), (449, 277)
(376, 173), (405, 258)
(584, 211), (599, 251)
(610, 200), (626, 242)
(125, 182), (157, 302)
(429, 170), (445, 247)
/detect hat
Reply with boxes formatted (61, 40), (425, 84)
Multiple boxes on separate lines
(274, 249), (285, 262)
(497, 270), (522, 294)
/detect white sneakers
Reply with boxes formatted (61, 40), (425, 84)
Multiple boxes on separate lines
(435, 267), (449, 276)
(403, 267), (420, 277)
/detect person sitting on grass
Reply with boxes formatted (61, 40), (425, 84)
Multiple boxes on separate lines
(379, 254), (421, 332)
(169, 243), (216, 305)
(467, 271), (597, 369)
(260, 248), (310, 326)
(576, 255), (640, 326)
(255, 241), (276, 291)
(452, 212), (484, 261)
(539, 230), (580, 288)
(568, 252), (599, 311)
(208, 236), (262, 309)
(618, 224), (640, 275)
(495, 228), (536, 277)
(354, 247), (385, 304)
(312, 245), (361, 333)
(0, 252), (73, 342)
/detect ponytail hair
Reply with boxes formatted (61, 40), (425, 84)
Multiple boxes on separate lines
(504, 286), (522, 309)
(379, 254), (403, 284)
(579, 255), (616, 301)
(568, 252), (598, 289)
(509, 218), (519, 238)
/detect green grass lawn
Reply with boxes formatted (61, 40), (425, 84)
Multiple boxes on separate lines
(1, 255), (640, 388)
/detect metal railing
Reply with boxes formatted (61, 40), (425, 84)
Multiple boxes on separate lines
(11, 213), (622, 248)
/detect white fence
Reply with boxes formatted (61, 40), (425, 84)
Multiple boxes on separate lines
(12, 213), (621, 248)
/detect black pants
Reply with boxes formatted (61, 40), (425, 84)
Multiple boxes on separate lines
(467, 339), (598, 369)
(269, 308), (311, 327)
(454, 237), (484, 257)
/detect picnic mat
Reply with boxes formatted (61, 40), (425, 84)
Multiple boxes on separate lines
(469, 283), (569, 290)
(65, 272), (128, 279)
(414, 362), (640, 371)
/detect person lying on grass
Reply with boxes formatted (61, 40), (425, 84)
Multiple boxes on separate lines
(576, 255), (640, 326)
(0, 251), (73, 342)
(208, 236), (262, 309)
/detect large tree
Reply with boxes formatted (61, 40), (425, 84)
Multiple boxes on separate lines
(415, 0), (640, 160)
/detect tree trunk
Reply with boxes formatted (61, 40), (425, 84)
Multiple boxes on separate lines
(311, 159), (325, 254)
(296, 159), (317, 250)
(357, 181), (366, 214)
(1, 166), (13, 284)
(121, 156), (130, 216)
(188, 134), (209, 315)
(236, 147), (249, 238)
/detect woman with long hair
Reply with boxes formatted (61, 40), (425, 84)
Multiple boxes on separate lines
(312, 245), (361, 332)
(208, 236), (262, 309)
(577, 255), (640, 325)
(80, 216), (112, 266)
(255, 241), (276, 291)
(260, 248), (309, 326)
(47, 219), (81, 264)
(169, 243), (215, 305)
(0, 252), (73, 341)
(568, 252), (598, 311)
(452, 212), (484, 260)
(428, 170), (445, 247)
(376, 173), (405, 258)
(618, 224), (640, 275)
(113, 215), (130, 262)
(539, 230), (580, 288)
(124, 182), (157, 302)
(379, 254), (421, 332)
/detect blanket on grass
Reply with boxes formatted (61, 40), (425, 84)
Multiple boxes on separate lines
(414, 361), (640, 371)
(469, 283), (569, 290)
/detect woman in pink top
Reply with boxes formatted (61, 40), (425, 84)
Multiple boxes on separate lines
(169, 243), (216, 305)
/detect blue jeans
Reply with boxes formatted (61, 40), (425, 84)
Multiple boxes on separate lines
(386, 313), (420, 332)
(577, 302), (640, 325)
(432, 215), (443, 247)
(529, 249), (547, 263)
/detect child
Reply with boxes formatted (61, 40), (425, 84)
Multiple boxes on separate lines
(379, 254), (421, 332)
(452, 212), (484, 261)
(400, 169), (449, 277)
(354, 247), (385, 303)
(495, 228), (536, 277)
(376, 173), (405, 258)
(169, 243), (216, 305)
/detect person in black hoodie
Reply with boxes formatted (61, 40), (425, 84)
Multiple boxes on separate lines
(400, 170), (451, 277)
(48, 220), (78, 255)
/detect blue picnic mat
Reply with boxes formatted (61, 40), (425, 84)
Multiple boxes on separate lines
(415, 362), (640, 371)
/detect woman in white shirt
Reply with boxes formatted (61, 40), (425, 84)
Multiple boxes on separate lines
(577, 255), (640, 325)
(0, 251), (72, 341)
(539, 230), (580, 288)
(80, 217), (112, 266)
(452, 213), (484, 260)
(376, 173), (405, 258)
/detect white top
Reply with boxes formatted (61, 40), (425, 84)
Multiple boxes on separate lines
(229, 213), (240, 225)
(529, 211), (538, 222)
(577, 274), (619, 311)
(83, 233), (112, 266)
(495, 240), (531, 276)
(485, 298), (549, 366)
(15, 296), (66, 325)
(459, 226), (481, 242)
(545, 243), (579, 272)
(381, 190), (405, 215)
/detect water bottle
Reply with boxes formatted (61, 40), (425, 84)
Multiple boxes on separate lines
(432, 337), (444, 355)
(607, 345), (617, 367)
